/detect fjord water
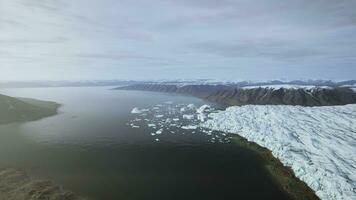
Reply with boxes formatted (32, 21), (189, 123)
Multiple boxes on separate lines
(0, 87), (290, 200)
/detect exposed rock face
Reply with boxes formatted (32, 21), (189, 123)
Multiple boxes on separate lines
(206, 87), (356, 106)
(0, 169), (86, 200)
(0, 94), (60, 124)
(117, 84), (356, 106)
(117, 84), (231, 98)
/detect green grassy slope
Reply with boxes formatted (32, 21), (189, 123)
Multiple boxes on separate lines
(0, 94), (60, 124)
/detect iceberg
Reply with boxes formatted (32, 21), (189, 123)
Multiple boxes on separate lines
(183, 114), (194, 120)
(181, 125), (198, 130)
(131, 107), (149, 114)
(187, 104), (195, 109)
(196, 104), (211, 114)
(131, 107), (142, 114)
(202, 104), (356, 200)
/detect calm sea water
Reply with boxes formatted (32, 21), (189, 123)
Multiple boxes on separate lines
(0, 87), (290, 200)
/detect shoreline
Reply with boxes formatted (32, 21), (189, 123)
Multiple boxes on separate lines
(0, 94), (60, 125)
(0, 168), (86, 200)
(230, 135), (320, 200)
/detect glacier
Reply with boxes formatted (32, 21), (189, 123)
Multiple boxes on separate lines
(202, 104), (356, 200)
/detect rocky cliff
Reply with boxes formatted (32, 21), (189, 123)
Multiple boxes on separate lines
(117, 84), (356, 106)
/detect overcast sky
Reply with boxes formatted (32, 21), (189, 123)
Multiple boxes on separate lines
(0, 0), (355, 81)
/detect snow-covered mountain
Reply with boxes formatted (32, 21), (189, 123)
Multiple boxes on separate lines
(2, 79), (356, 88)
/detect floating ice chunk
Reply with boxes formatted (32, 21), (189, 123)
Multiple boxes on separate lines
(131, 107), (149, 114)
(173, 118), (180, 121)
(183, 114), (194, 120)
(197, 113), (207, 122)
(131, 107), (143, 114)
(155, 138), (160, 142)
(180, 107), (186, 112)
(181, 125), (198, 130)
(196, 104), (211, 114)
(156, 129), (163, 134)
(155, 115), (164, 118)
(131, 125), (140, 128)
(187, 104), (195, 109)
(148, 124), (156, 127)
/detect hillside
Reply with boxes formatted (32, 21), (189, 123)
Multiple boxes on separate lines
(0, 94), (59, 124)
(116, 84), (356, 106)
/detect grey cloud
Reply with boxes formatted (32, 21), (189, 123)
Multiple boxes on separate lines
(0, 0), (356, 81)
(20, 0), (67, 11)
(190, 40), (327, 60)
(0, 37), (68, 44)
(158, 0), (356, 30)
(74, 53), (157, 61)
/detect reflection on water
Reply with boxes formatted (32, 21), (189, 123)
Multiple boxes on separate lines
(0, 87), (290, 200)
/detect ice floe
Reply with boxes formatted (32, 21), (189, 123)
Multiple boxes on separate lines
(183, 114), (194, 120)
(128, 102), (230, 143)
(196, 104), (211, 114)
(131, 107), (144, 114)
(181, 125), (198, 130)
(202, 104), (356, 200)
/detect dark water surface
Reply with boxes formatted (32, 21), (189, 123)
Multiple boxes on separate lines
(0, 87), (290, 200)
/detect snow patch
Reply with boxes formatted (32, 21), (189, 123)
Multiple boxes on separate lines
(242, 85), (332, 90)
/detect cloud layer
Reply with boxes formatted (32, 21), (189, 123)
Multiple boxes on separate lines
(0, 0), (355, 80)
